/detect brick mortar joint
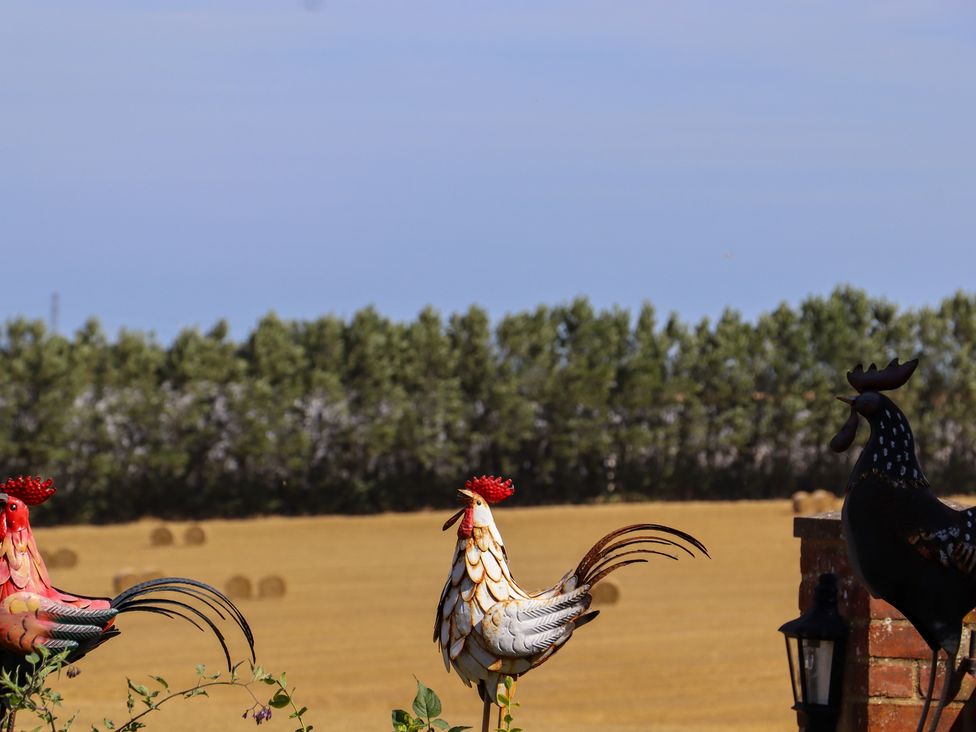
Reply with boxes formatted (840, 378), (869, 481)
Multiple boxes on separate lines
(866, 698), (965, 707)
(868, 618), (916, 629)
(871, 658), (917, 667)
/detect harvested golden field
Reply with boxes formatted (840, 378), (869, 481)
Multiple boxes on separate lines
(33, 500), (801, 731)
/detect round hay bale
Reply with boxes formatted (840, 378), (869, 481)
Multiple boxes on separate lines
(149, 526), (174, 547)
(791, 491), (810, 514)
(52, 548), (78, 569)
(183, 525), (207, 546)
(225, 575), (253, 600)
(796, 494), (817, 516)
(590, 581), (620, 607)
(257, 575), (287, 600)
(113, 571), (140, 594)
(811, 489), (836, 514)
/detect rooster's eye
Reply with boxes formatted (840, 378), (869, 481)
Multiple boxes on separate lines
(9, 504), (16, 511)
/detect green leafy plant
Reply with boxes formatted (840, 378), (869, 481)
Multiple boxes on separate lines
(391, 679), (470, 732)
(0, 647), (77, 731)
(0, 647), (310, 732)
(494, 676), (521, 732)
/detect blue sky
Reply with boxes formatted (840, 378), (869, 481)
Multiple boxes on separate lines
(1, 1), (974, 343)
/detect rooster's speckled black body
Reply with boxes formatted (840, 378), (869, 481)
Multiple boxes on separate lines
(832, 358), (976, 732)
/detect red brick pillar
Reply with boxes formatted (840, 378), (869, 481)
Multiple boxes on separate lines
(794, 511), (976, 731)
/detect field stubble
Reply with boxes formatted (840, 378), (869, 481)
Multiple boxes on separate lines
(34, 500), (799, 731)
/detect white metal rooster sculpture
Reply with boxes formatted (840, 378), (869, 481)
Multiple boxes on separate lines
(434, 475), (708, 729)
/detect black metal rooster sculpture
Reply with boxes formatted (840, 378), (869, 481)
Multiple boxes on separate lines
(831, 357), (976, 732)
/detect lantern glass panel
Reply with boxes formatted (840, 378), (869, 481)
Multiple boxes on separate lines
(802, 638), (835, 705)
(784, 636), (802, 703)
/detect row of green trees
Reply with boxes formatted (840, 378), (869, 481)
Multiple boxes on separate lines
(2, 287), (975, 524)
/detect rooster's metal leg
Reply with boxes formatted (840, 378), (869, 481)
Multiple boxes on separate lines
(481, 696), (492, 732)
(927, 649), (957, 732)
(917, 648), (938, 732)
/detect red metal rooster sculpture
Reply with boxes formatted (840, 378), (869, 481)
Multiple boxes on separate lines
(435, 475), (708, 731)
(0, 475), (254, 728)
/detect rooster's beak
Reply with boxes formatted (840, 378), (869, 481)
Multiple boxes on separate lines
(442, 508), (465, 531)
(443, 488), (478, 531)
(836, 395), (855, 405)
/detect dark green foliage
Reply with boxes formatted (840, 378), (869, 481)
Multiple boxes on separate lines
(3, 287), (976, 523)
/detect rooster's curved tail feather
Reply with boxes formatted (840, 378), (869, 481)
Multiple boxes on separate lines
(111, 577), (255, 669)
(573, 523), (708, 588)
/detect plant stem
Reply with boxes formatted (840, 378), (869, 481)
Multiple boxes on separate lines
(119, 679), (252, 731)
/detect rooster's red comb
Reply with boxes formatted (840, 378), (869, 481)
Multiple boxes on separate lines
(1, 475), (56, 506)
(465, 475), (515, 504)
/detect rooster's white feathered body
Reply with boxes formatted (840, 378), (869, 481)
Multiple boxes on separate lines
(434, 476), (707, 704)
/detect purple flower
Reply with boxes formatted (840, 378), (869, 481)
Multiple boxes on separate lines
(254, 706), (272, 725)
(66, 667), (81, 679)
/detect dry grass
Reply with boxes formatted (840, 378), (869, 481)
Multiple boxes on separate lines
(34, 500), (801, 731)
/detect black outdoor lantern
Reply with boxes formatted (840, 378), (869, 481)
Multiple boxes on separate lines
(779, 573), (849, 732)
